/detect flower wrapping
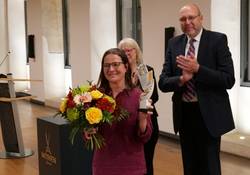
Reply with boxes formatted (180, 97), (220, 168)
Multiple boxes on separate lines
(57, 83), (129, 150)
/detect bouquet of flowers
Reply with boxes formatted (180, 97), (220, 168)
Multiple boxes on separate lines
(57, 82), (128, 150)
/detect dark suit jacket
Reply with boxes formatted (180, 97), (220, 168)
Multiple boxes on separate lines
(158, 29), (235, 137)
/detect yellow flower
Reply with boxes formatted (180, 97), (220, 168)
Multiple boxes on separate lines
(59, 98), (68, 113)
(85, 107), (103, 124)
(90, 90), (103, 99)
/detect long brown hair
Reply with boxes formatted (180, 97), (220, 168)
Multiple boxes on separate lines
(97, 48), (134, 93)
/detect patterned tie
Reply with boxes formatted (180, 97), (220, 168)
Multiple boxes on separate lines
(182, 39), (197, 102)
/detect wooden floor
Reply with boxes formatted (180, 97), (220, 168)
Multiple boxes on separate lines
(1, 100), (250, 175)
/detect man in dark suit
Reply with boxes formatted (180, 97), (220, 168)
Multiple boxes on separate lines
(158, 3), (235, 175)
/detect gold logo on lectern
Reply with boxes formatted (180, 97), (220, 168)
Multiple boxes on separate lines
(40, 130), (57, 166)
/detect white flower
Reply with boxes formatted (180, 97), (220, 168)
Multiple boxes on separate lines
(73, 94), (82, 105)
(73, 92), (92, 105)
(80, 92), (92, 103)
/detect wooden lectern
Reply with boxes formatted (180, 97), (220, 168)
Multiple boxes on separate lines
(0, 73), (37, 158)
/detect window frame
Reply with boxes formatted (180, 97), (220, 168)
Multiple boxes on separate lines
(241, 0), (250, 86)
(62, 0), (70, 68)
(116, 0), (142, 48)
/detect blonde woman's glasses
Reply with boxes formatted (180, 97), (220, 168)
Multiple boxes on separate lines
(123, 48), (135, 53)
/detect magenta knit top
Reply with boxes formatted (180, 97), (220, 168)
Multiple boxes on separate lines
(92, 88), (152, 175)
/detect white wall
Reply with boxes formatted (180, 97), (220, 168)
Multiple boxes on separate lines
(40, 0), (65, 101)
(27, 0), (66, 102)
(237, 87), (250, 134)
(211, 0), (240, 131)
(141, 0), (211, 134)
(8, 0), (28, 91)
(69, 0), (91, 87)
(42, 42), (65, 100)
(0, 0), (9, 74)
(69, 0), (117, 86)
(27, 0), (45, 101)
(211, 0), (250, 134)
(90, 0), (117, 82)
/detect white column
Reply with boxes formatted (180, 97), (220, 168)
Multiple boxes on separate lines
(8, 0), (28, 91)
(26, 0), (45, 102)
(90, 0), (117, 82)
(69, 0), (91, 87)
(0, 0), (9, 74)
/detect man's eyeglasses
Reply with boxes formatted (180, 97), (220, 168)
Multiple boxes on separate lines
(179, 15), (200, 23)
(103, 62), (124, 69)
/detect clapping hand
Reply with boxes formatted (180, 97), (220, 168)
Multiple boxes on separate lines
(176, 54), (200, 73)
(176, 54), (200, 85)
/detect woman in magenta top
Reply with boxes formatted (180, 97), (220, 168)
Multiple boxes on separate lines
(93, 48), (152, 175)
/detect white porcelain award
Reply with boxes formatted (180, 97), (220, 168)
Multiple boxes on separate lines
(137, 63), (154, 111)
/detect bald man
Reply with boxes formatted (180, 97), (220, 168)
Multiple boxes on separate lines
(159, 4), (235, 175)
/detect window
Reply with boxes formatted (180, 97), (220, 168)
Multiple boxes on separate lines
(241, 0), (250, 86)
(116, 0), (142, 47)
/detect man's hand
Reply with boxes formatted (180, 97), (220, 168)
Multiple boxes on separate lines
(177, 54), (200, 86)
(180, 70), (193, 83)
(176, 54), (200, 73)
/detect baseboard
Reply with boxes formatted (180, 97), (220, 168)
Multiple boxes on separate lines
(30, 98), (45, 105)
(159, 131), (179, 140)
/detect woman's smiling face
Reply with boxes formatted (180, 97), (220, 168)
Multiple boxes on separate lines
(103, 53), (127, 84)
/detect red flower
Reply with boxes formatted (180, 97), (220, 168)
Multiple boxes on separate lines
(67, 91), (73, 100)
(96, 98), (114, 113)
(67, 91), (75, 108)
(67, 99), (75, 108)
(89, 85), (97, 91)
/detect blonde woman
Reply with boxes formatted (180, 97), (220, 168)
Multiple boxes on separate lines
(118, 38), (159, 175)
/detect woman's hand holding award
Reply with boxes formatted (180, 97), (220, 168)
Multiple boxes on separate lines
(137, 63), (154, 112)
